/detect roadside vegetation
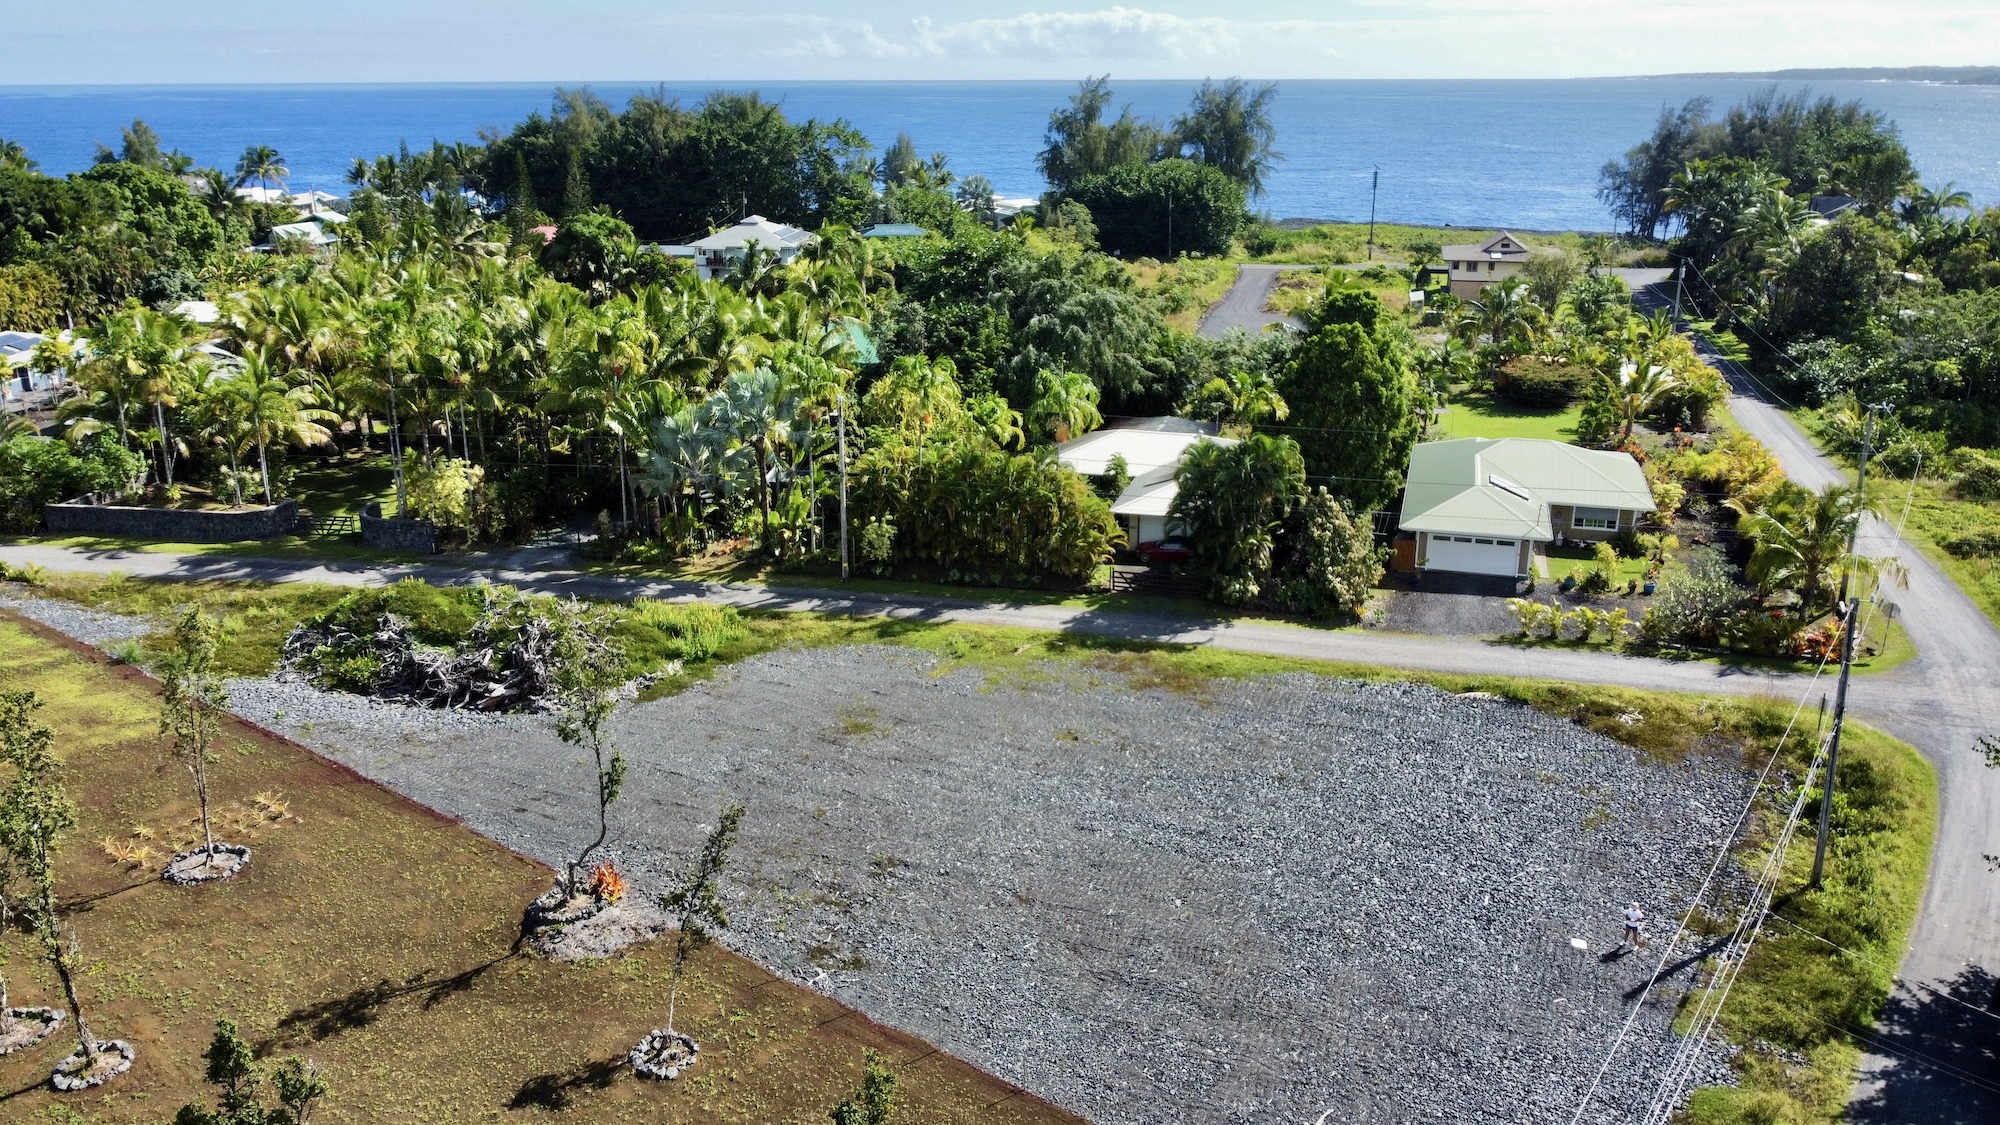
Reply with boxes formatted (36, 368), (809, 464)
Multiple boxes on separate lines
(1600, 87), (2000, 630)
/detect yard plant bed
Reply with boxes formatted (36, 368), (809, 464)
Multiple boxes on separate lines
(0, 616), (1084, 1124)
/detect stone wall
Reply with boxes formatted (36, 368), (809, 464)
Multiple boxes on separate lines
(44, 496), (300, 543)
(360, 502), (437, 553)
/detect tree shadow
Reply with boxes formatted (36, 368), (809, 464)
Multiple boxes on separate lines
(1848, 965), (2000, 1124)
(507, 1056), (624, 1110)
(261, 953), (515, 1051)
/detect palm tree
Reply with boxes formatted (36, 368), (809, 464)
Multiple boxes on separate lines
(1181, 367), (1288, 431)
(193, 168), (245, 224)
(1728, 483), (1904, 622)
(234, 145), (289, 198)
(1027, 368), (1103, 444)
(1599, 359), (1677, 445)
(220, 348), (334, 503)
(715, 367), (798, 550)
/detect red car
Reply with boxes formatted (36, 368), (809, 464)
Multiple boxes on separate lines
(1132, 536), (1193, 565)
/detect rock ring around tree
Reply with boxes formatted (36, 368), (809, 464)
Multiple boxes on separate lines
(50, 1039), (135, 1091)
(0, 1007), (63, 1056)
(630, 1028), (699, 1080)
(163, 842), (251, 885)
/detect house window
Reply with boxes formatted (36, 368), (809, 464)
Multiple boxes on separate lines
(1572, 508), (1620, 531)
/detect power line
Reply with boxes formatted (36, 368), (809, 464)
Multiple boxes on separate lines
(1566, 650), (1833, 1125)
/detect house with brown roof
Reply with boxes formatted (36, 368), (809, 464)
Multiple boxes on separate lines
(1441, 231), (1531, 299)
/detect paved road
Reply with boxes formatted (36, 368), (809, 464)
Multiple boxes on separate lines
(1197, 264), (1310, 338)
(0, 540), (1802, 702)
(1641, 282), (2000, 1120)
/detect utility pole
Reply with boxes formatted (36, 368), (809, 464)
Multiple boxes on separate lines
(1811, 403), (1887, 887)
(837, 390), (850, 581)
(1165, 186), (1173, 259)
(1367, 165), (1381, 259)
(1671, 258), (1686, 321)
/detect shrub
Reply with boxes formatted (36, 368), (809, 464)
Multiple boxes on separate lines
(405, 457), (483, 537)
(1267, 487), (1385, 622)
(1949, 447), (2000, 500)
(1640, 546), (1747, 646)
(1578, 541), (1621, 594)
(1649, 359), (1727, 431)
(1495, 355), (1590, 407)
(0, 434), (145, 531)
(854, 444), (1119, 581)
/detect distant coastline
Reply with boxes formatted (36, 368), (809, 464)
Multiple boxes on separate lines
(1639, 66), (2000, 85)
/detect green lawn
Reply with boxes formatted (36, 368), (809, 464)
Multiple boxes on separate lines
(289, 452), (399, 516)
(1432, 391), (1581, 442)
(1540, 545), (1651, 587)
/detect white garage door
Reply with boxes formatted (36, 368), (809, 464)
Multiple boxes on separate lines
(1425, 534), (1520, 577)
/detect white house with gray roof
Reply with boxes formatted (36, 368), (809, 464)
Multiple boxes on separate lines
(685, 215), (816, 280)
(1397, 437), (1655, 578)
(1055, 418), (1233, 548)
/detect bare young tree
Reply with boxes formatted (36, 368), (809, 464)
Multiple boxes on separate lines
(550, 598), (627, 891)
(661, 804), (744, 1035)
(159, 606), (232, 870)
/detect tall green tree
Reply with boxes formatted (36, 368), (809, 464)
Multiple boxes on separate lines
(1278, 291), (1419, 512)
(1037, 76), (1171, 193)
(1171, 78), (1281, 197)
(1067, 158), (1245, 259)
(1169, 434), (1305, 604)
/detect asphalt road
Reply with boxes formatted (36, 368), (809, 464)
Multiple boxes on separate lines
(1197, 264), (1309, 338)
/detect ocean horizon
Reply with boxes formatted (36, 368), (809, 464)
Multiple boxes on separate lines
(4, 78), (1997, 230)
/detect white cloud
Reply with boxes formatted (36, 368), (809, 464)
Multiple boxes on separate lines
(782, 8), (1254, 62)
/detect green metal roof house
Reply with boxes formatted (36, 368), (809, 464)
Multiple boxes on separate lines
(1397, 438), (1655, 578)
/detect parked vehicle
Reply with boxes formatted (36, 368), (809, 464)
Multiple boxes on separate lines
(1132, 536), (1192, 565)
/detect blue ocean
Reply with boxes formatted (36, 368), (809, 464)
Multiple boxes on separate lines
(2, 79), (1997, 229)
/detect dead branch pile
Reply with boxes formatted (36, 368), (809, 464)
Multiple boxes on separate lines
(279, 591), (595, 712)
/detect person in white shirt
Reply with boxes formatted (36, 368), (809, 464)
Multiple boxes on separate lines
(1621, 902), (1646, 950)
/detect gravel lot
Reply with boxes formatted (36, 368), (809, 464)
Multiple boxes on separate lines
(7, 591), (1744, 1123)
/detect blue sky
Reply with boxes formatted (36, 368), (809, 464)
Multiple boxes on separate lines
(8, 2), (1998, 84)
